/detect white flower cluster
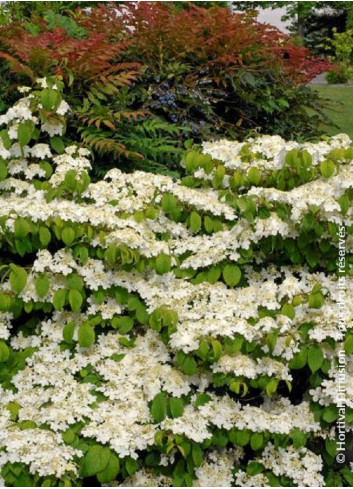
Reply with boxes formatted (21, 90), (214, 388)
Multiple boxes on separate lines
(161, 395), (320, 442)
(0, 423), (81, 478)
(235, 444), (324, 487)
(310, 355), (353, 409)
(202, 133), (352, 173)
(260, 443), (324, 487)
(193, 449), (243, 487)
(0, 85), (351, 486)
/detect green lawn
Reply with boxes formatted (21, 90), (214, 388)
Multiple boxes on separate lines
(312, 85), (353, 140)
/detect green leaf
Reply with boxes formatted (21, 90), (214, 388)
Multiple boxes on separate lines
(53, 289), (67, 311)
(9, 265), (28, 294)
(250, 432), (263, 451)
(127, 296), (140, 311)
(265, 378), (278, 396)
(118, 337), (134, 348)
(80, 445), (110, 477)
(24, 301), (33, 313)
(50, 136), (65, 154)
(35, 274), (50, 298)
(288, 347), (307, 369)
(164, 309), (178, 328)
(0, 160), (7, 181)
(211, 339), (222, 362)
(281, 303), (295, 320)
(207, 266), (221, 284)
(17, 122), (33, 146)
(338, 195), (350, 214)
(191, 444), (203, 467)
(161, 193), (177, 212)
(104, 244), (117, 266)
(97, 453), (120, 484)
(265, 331), (278, 353)
(79, 246), (89, 265)
(6, 401), (20, 421)
(194, 393), (211, 408)
(291, 428), (307, 448)
(40, 160), (53, 178)
(155, 253), (171, 275)
(213, 219), (223, 232)
(0, 341), (10, 362)
(324, 437), (336, 457)
(247, 167), (261, 185)
(0, 129), (11, 149)
(345, 334), (353, 354)
(41, 88), (61, 110)
(68, 289), (83, 312)
(182, 356), (197, 375)
(66, 273), (83, 291)
(301, 150), (312, 166)
(325, 472), (343, 487)
(229, 381), (240, 394)
(231, 171), (243, 188)
(111, 316), (134, 334)
(189, 211), (202, 233)
(308, 345), (324, 373)
(201, 154), (214, 174)
(320, 160), (335, 178)
(322, 406), (338, 423)
(341, 466), (353, 486)
(78, 322), (95, 348)
(308, 291), (325, 309)
(64, 170), (77, 191)
(63, 321), (75, 344)
(62, 226), (75, 246)
(230, 429), (251, 447)
(301, 213), (315, 232)
(14, 217), (30, 239)
(306, 245), (318, 267)
(0, 293), (11, 312)
(246, 461), (264, 476)
(125, 458), (138, 477)
(215, 164), (225, 179)
(222, 264), (241, 287)
(145, 205), (157, 219)
(169, 397), (184, 419)
(135, 302), (149, 324)
(204, 216), (213, 234)
(39, 226), (51, 247)
(151, 392), (167, 423)
(62, 428), (75, 444)
(184, 151), (200, 173)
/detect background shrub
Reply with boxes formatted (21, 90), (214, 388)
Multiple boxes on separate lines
(0, 2), (331, 176)
(323, 27), (353, 84)
(0, 81), (352, 487)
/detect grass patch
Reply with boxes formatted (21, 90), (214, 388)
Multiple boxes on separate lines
(312, 85), (353, 140)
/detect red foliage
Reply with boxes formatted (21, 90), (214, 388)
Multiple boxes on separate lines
(79, 2), (330, 85)
(0, 21), (137, 82)
(277, 45), (332, 84)
(0, 2), (330, 86)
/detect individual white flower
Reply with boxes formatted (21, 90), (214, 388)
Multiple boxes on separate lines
(36, 78), (48, 89)
(41, 121), (64, 136)
(29, 143), (52, 159)
(56, 100), (70, 116)
(18, 86), (32, 94)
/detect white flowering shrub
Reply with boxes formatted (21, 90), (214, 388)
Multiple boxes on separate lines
(0, 80), (352, 487)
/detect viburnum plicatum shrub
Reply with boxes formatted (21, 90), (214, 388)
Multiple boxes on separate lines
(0, 80), (353, 487)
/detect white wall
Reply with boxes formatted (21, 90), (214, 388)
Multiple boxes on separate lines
(256, 7), (291, 33)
